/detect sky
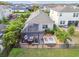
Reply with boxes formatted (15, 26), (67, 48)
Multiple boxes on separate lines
(1, 0), (79, 4)
(7, 1), (79, 4)
(0, 0), (79, 1)
(1, 0), (79, 1)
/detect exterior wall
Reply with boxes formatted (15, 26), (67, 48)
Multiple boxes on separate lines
(50, 9), (79, 27)
(58, 12), (79, 26)
(4, 9), (12, 17)
(49, 9), (59, 26)
(38, 23), (53, 31)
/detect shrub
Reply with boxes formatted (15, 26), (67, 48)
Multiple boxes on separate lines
(0, 17), (9, 24)
(55, 28), (70, 42)
(68, 25), (75, 36)
(44, 28), (54, 35)
(3, 31), (17, 47)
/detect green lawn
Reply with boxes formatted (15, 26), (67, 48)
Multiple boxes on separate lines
(9, 48), (79, 57)
(13, 11), (31, 15)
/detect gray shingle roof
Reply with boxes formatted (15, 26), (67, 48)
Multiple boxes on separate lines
(26, 10), (54, 24)
(52, 6), (79, 12)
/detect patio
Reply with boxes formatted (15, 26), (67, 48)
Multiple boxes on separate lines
(20, 35), (64, 48)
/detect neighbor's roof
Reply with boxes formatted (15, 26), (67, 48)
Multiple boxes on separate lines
(0, 5), (9, 9)
(11, 7), (29, 10)
(0, 24), (6, 31)
(52, 5), (79, 12)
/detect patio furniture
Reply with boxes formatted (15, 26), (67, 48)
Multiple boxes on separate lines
(27, 36), (34, 44)
(43, 36), (56, 47)
(43, 36), (56, 44)
(24, 35), (28, 40)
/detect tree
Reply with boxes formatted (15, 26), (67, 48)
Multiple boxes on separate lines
(20, 12), (30, 19)
(30, 5), (39, 12)
(55, 28), (70, 42)
(3, 31), (17, 47)
(0, 17), (9, 24)
(0, 1), (11, 5)
(68, 25), (75, 36)
(3, 17), (24, 48)
(5, 20), (23, 32)
(1, 11), (30, 56)
(2, 10), (31, 48)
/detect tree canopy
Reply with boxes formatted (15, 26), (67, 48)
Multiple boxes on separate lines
(0, 1), (11, 5)
(2, 11), (31, 47)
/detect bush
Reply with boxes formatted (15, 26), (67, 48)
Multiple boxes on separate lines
(44, 28), (54, 35)
(55, 28), (70, 42)
(3, 31), (17, 47)
(0, 17), (9, 24)
(53, 24), (58, 32)
(20, 13), (30, 19)
(68, 25), (75, 36)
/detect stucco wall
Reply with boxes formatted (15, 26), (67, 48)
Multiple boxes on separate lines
(50, 9), (79, 26)
(49, 9), (59, 26)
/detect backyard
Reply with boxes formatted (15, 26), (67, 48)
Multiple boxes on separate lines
(8, 31), (79, 57)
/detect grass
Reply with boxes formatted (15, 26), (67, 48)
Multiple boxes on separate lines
(13, 11), (31, 15)
(9, 48), (79, 57)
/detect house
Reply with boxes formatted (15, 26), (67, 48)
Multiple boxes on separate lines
(0, 24), (6, 32)
(11, 7), (29, 12)
(21, 10), (54, 44)
(49, 5), (79, 27)
(11, 5), (29, 12)
(0, 5), (12, 20)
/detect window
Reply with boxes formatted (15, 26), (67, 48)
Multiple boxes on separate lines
(60, 21), (62, 24)
(73, 13), (79, 17)
(73, 13), (75, 17)
(42, 25), (48, 29)
(63, 21), (65, 24)
(60, 13), (62, 16)
(60, 21), (65, 24)
(76, 13), (78, 17)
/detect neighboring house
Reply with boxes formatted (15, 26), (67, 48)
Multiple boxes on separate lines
(0, 5), (12, 20)
(49, 5), (79, 27)
(0, 6), (11, 19)
(0, 24), (6, 32)
(8, 14), (17, 20)
(41, 4), (64, 12)
(11, 6), (29, 12)
(21, 10), (54, 44)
